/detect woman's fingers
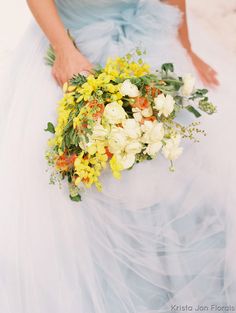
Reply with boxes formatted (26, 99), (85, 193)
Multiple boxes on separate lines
(51, 46), (94, 87)
(190, 52), (219, 88)
(52, 68), (67, 87)
(199, 69), (219, 87)
(195, 62), (219, 87)
(52, 70), (60, 86)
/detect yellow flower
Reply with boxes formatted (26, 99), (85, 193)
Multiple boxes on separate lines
(109, 155), (124, 179)
(106, 83), (117, 93)
(63, 82), (68, 93)
(67, 85), (77, 92)
(97, 73), (112, 84)
(73, 142), (108, 191)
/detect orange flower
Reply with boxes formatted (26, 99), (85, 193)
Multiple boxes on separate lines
(140, 116), (157, 125)
(145, 85), (158, 98)
(56, 153), (77, 171)
(105, 146), (113, 159)
(132, 96), (149, 110)
(88, 101), (105, 120)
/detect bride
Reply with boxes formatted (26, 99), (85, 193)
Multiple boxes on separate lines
(0, 0), (235, 312)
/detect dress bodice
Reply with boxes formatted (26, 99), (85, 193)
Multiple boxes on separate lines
(55, 0), (181, 34)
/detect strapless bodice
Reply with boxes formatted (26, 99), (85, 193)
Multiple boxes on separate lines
(54, 0), (182, 76)
(55, 0), (181, 33)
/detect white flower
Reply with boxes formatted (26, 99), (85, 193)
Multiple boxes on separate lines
(181, 74), (195, 97)
(144, 142), (163, 158)
(108, 127), (127, 154)
(92, 123), (108, 140)
(103, 101), (127, 125)
(154, 94), (175, 117)
(116, 153), (136, 169)
(132, 108), (143, 122)
(125, 140), (142, 155)
(132, 106), (153, 122)
(162, 135), (183, 161)
(122, 119), (141, 139)
(119, 79), (140, 98)
(141, 121), (164, 144)
(142, 106), (153, 118)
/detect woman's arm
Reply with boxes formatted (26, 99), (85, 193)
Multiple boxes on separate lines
(27, 0), (92, 86)
(165, 0), (219, 87)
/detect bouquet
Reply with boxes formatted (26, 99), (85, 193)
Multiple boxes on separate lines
(45, 49), (216, 201)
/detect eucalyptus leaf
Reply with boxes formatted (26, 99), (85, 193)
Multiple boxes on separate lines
(161, 63), (174, 73)
(70, 194), (82, 202)
(190, 89), (208, 100)
(44, 122), (55, 134)
(186, 105), (202, 118)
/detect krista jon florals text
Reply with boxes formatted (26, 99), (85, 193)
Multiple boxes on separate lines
(171, 304), (235, 312)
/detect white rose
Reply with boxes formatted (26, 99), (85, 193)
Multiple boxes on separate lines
(181, 74), (195, 97)
(103, 102), (127, 125)
(116, 153), (136, 169)
(92, 123), (108, 140)
(154, 94), (175, 117)
(125, 140), (142, 155)
(108, 127), (127, 154)
(119, 79), (140, 98)
(162, 135), (183, 161)
(141, 121), (164, 144)
(144, 142), (163, 158)
(122, 119), (141, 139)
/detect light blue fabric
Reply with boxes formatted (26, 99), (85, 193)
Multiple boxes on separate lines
(55, 0), (183, 67)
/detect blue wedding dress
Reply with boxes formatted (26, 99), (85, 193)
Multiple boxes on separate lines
(0, 0), (235, 312)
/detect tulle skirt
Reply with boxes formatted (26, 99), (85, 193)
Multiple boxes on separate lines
(0, 5), (236, 312)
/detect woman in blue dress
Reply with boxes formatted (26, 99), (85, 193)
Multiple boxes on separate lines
(0, 0), (235, 312)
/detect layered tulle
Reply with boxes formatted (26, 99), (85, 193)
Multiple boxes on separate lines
(0, 1), (236, 312)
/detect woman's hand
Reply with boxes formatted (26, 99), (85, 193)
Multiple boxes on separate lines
(189, 51), (219, 88)
(27, 0), (93, 87)
(165, 1), (219, 88)
(52, 44), (93, 87)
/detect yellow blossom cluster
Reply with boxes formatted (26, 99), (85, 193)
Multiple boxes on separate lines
(48, 92), (76, 151)
(74, 142), (108, 191)
(75, 72), (123, 103)
(71, 56), (150, 104)
(104, 56), (150, 79)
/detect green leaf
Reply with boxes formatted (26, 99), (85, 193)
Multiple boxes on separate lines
(65, 134), (71, 148)
(161, 63), (174, 73)
(44, 122), (55, 134)
(68, 174), (72, 183)
(196, 88), (208, 96)
(61, 140), (65, 151)
(162, 79), (183, 91)
(186, 105), (202, 118)
(45, 45), (56, 66)
(70, 74), (87, 86)
(70, 194), (82, 202)
(190, 89), (209, 100)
